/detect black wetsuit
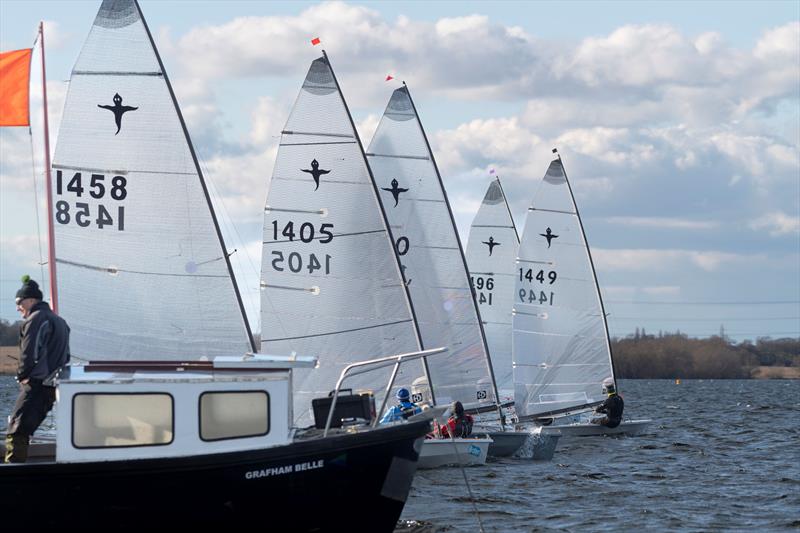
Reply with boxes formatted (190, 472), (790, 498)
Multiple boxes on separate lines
(595, 394), (624, 428)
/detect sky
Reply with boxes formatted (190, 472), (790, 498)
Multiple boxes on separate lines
(1, 0), (798, 342)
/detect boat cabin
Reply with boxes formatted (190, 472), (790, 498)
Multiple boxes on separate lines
(32, 354), (316, 463)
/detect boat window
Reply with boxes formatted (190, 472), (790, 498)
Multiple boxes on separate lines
(199, 391), (270, 441)
(73, 393), (174, 448)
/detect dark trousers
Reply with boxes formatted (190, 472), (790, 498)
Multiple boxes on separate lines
(5, 381), (56, 463)
(592, 416), (622, 429)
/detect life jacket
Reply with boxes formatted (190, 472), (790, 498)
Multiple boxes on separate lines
(399, 400), (419, 420)
(449, 414), (473, 438)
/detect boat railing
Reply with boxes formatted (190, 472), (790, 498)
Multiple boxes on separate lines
(323, 347), (447, 437)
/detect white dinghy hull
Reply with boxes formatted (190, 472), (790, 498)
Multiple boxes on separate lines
(417, 437), (492, 469)
(549, 419), (652, 438)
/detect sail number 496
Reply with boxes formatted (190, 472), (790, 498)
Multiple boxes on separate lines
(470, 276), (494, 306)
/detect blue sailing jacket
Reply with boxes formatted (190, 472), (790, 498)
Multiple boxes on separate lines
(379, 400), (422, 424)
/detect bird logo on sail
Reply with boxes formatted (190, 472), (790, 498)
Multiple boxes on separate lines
(381, 179), (409, 207)
(483, 236), (500, 256)
(301, 159), (331, 191)
(97, 93), (138, 135)
(540, 227), (558, 248)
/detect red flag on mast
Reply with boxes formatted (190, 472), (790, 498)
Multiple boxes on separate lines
(0, 48), (32, 127)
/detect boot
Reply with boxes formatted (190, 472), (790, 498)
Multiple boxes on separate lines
(4, 433), (29, 463)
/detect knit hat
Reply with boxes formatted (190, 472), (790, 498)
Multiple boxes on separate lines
(15, 275), (43, 302)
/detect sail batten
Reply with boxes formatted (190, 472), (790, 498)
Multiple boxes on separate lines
(72, 70), (162, 76)
(51, 0), (253, 361)
(512, 157), (616, 418)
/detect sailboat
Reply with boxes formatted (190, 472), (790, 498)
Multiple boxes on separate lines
(259, 53), (428, 429)
(512, 151), (651, 437)
(0, 2), (431, 530)
(367, 84), (540, 464)
(465, 177), (520, 404)
(465, 176), (561, 457)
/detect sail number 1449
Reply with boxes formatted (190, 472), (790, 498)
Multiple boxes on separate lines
(519, 268), (557, 305)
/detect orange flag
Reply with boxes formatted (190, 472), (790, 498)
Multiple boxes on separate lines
(0, 48), (32, 127)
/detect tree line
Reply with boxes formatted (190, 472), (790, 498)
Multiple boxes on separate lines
(2, 319), (798, 378)
(612, 329), (800, 379)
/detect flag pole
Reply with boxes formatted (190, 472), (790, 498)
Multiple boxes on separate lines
(39, 21), (58, 313)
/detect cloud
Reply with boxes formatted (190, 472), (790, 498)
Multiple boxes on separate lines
(593, 248), (765, 272)
(0, 235), (45, 269)
(605, 217), (719, 230)
(749, 211), (800, 236)
(641, 285), (682, 296)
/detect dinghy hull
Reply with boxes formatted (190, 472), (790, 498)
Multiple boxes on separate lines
(417, 436), (492, 469)
(551, 419), (652, 438)
(485, 430), (528, 457)
(0, 420), (430, 532)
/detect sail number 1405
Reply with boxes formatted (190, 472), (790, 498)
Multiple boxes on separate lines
(268, 220), (335, 275)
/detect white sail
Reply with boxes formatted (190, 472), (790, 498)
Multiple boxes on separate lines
(51, 0), (253, 361)
(466, 178), (519, 402)
(367, 85), (497, 410)
(260, 55), (421, 426)
(512, 157), (616, 419)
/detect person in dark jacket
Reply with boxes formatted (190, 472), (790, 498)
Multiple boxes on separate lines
(592, 379), (624, 429)
(5, 276), (70, 463)
(439, 401), (474, 438)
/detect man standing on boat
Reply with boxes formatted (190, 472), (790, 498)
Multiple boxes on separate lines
(379, 388), (422, 423)
(5, 276), (70, 463)
(592, 379), (624, 429)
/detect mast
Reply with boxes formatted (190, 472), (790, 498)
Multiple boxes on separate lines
(555, 149), (619, 390)
(321, 52), (433, 402)
(403, 83), (503, 425)
(39, 21), (58, 313)
(134, 1), (256, 352)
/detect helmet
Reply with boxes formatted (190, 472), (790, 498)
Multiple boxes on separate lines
(396, 388), (410, 401)
(602, 378), (616, 395)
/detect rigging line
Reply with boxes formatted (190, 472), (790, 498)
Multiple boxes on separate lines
(450, 434), (485, 533)
(261, 318), (414, 342)
(606, 300), (800, 305)
(196, 154), (261, 329)
(28, 127), (47, 288)
(611, 316), (800, 321)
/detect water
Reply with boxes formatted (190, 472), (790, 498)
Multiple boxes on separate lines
(398, 380), (800, 532)
(1, 378), (798, 531)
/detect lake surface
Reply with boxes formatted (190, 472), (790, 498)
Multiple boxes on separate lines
(398, 379), (800, 532)
(1, 378), (798, 531)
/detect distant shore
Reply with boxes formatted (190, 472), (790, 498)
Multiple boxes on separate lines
(1, 347), (17, 375)
(0, 346), (798, 378)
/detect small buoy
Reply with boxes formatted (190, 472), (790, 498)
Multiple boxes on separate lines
(675, 379), (681, 385)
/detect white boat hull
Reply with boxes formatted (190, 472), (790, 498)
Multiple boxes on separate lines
(550, 419), (652, 438)
(417, 437), (492, 469)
